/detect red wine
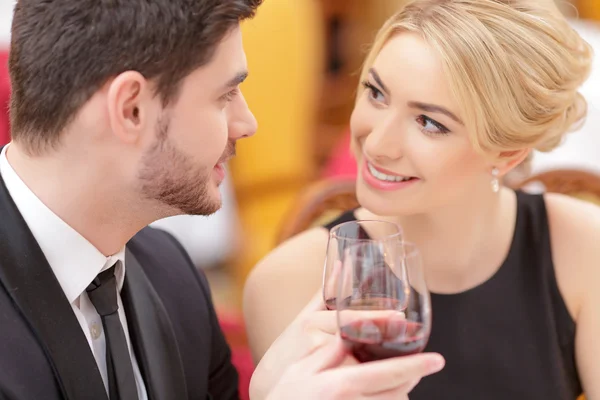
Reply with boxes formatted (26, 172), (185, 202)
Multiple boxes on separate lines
(340, 318), (427, 363)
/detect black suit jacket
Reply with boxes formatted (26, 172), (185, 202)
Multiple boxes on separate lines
(0, 171), (240, 400)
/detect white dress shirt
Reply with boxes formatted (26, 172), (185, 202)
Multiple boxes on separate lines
(0, 145), (147, 400)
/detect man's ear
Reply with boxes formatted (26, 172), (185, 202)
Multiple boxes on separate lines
(106, 71), (151, 145)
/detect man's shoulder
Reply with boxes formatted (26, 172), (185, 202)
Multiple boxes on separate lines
(127, 226), (211, 298)
(130, 225), (184, 250)
(129, 225), (194, 265)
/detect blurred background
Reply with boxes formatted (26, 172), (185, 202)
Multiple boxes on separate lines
(1, 0), (600, 397)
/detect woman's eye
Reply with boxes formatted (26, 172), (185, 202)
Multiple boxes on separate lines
(362, 81), (385, 103)
(416, 115), (450, 135)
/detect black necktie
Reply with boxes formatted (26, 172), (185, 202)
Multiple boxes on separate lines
(86, 263), (139, 400)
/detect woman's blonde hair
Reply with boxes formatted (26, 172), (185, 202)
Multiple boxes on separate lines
(357, 0), (593, 163)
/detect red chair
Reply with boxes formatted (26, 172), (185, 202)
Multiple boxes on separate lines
(0, 49), (10, 146)
(218, 313), (254, 400)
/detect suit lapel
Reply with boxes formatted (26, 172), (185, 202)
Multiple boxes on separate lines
(122, 249), (188, 400)
(0, 172), (108, 400)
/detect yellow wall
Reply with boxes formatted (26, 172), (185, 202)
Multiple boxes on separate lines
(229, 0), (325, 296)
(578, 0), (600, 20)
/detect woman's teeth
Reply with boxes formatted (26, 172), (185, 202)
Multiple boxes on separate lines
(368, 163), (413, 182)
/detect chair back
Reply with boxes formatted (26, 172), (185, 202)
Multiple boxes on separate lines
(276, 178), (358, 244)
(514, 169), (600, 206)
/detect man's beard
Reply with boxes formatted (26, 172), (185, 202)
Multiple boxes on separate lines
(137, 116), (235, 216)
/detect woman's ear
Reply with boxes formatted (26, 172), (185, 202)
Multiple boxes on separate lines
(496, 148), (532, 176)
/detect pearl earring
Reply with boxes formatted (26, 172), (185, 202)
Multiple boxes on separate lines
(491, 167), (500, 193)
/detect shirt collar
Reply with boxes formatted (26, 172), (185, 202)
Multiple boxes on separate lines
(0, 144), (126, 304)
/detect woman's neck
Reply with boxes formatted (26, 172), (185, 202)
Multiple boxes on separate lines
(366, 187), (518, 294)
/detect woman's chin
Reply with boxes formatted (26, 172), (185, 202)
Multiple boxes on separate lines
(356, 182), (420, 217)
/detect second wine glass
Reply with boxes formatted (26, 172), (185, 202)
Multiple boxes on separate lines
(336, 241), (431, 363)
(323, 219), (403, 309)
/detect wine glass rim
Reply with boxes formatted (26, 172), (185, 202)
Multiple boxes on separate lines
(342, 240), (421, 259)
(329, 219), (403, 241)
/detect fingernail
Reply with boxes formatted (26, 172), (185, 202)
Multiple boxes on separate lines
(427, 356), (445, 373)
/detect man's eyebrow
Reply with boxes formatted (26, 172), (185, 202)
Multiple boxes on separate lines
(223, 71), (248, 89)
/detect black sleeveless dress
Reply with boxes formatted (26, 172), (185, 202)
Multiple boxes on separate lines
(324, 191), (582, 399)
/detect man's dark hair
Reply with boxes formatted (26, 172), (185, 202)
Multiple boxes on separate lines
(8, 0), (262, 154)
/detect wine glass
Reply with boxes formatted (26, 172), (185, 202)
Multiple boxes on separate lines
(336, 241), (431, 363)
(323, 220), (403, 309)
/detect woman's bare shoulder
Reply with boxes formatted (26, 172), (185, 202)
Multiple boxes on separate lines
(545, 194), (600, 394)
(257, 227), (331, 273)
(243, 227), (331, 359)
(545, 192), (600, 264)
(544, 193), (600, 318)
